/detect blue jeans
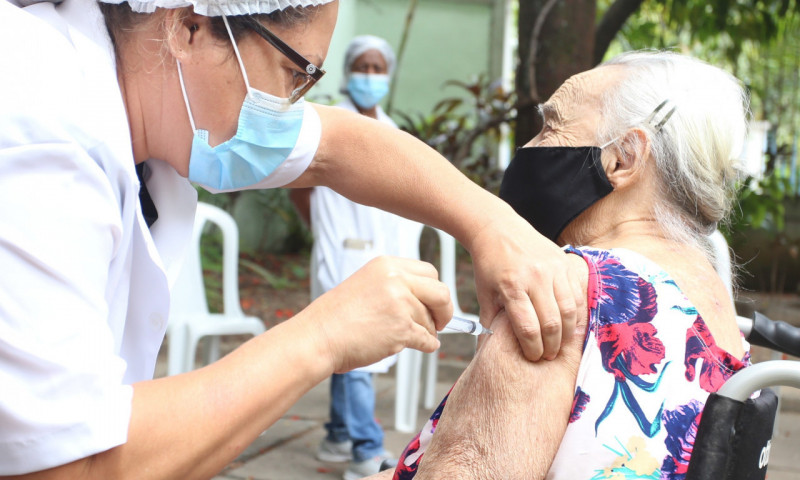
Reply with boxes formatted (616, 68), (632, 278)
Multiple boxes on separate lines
(325, 371), (384, 462)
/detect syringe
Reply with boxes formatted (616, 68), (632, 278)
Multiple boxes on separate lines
(442, 315), (493, 336)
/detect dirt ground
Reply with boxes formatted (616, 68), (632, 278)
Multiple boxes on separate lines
(237, 253), (316, 330)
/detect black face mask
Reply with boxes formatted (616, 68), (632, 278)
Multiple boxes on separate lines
(499, 146), (614, 242)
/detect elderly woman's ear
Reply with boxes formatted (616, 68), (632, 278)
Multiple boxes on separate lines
(603, 127), (650, 190)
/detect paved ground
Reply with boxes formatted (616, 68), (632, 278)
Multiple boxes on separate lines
(208, 373), (454, 480)
(155, 292), (800, 479)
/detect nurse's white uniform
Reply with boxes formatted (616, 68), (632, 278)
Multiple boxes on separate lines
(0, 0), (318, 474)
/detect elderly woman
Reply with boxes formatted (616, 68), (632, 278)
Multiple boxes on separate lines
(378, 50), (751, 480)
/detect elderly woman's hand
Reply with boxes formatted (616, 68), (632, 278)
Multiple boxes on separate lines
(469, 209), (585, 361)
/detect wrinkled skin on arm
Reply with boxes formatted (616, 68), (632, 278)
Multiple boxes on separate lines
(413, 256), (589, 480)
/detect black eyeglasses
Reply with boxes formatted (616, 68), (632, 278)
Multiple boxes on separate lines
(237, 16), (326, 104)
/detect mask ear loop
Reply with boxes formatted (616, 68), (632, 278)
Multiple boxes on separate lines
(221, 15), (254, 96)
(599, 136), (618, 149)
(178, 17), (255, 135)
(176, 60), (198, 133)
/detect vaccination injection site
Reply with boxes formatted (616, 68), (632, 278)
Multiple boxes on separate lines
(3, 0), (800, 479)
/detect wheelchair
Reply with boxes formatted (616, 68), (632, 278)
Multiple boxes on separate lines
(686, 310), (800, 480)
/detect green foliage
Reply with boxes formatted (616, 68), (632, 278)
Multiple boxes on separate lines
(197, 187), (312, 256)
(725, 173), (791, 241)
(723, 167), (800, 292)
(659, 0), (783, 49)
(395, 75), (515, 193)
(608, 0), (797, 59)
(197, 223), (225, 313)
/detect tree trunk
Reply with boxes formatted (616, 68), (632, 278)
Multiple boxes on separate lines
(386, 0), (419, 116)
(515, 0), (597, 148)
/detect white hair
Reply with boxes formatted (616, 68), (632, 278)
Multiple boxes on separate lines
(598, 51), (750, 249)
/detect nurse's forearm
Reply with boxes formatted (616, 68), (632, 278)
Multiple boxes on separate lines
(296, 104), (513, 253)
(125, 319), (332, 479)
(1, 319), (332, 480)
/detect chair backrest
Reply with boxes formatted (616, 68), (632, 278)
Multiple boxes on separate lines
(418, 226), (473, 318)
(169, 202), (244, 318)
(708, 229), (734, 304)
(687, 361), (800, 480)
(687, 387), (779, 480)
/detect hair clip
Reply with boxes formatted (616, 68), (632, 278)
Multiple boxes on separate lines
(646, 99), (677, 132)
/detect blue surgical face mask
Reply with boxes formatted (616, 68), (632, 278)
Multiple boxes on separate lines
(177, 18), (305, 192)
(347, 73), (390, 110)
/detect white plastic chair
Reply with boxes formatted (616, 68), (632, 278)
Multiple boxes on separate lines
(166, 202), (265, 375)
(707, 230), (760, 336)
(708, 229), (734, 303)
(394, 228), (479, 433)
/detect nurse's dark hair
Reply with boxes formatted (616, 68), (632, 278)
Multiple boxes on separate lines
(98, 3), (318, 54)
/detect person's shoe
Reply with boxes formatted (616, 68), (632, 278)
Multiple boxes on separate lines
(379, 457), (399, 472)
(316, 438), (353, 463)
(343, 452), (397, 480)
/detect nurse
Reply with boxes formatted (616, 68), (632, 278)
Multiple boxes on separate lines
(0, 0), (584, 478)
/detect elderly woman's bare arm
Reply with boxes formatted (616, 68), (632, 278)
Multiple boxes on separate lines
(363, 470), (394, 480)
(413, 255), (589, 480)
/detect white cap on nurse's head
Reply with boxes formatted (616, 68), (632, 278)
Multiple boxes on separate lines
(97, 0), (336, 16)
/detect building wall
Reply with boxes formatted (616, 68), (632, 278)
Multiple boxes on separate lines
(310, 0), (508, 122)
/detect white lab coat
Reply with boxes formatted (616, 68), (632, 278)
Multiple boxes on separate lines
(0, 0), (317, 474)
(309, 98), (424, 373)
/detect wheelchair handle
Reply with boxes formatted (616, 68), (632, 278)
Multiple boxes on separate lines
(741, 311), (800, 359)
(718, 360), (800, 401)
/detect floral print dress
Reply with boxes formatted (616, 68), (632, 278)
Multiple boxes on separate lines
(393, 246), (750, 480)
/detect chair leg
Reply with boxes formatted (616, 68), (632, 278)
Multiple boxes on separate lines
(168, 322), (188, 376)
(423, 351), (439, 409)
(205, 336), (221, 365)
(185, 332), (202, 373)
(395, 349), (423, 433)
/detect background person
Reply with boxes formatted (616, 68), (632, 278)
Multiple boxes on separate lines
(0, 1), (584, 478)
(290, 34), (420, 479)
(379, 50), (752, 480)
